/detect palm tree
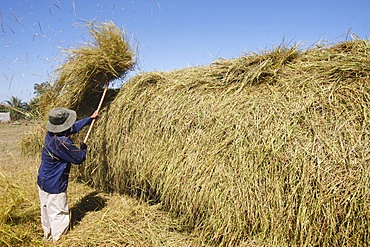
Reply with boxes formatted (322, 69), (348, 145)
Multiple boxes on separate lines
(5, 96), (23, 109)
(4, 96), (27, 120)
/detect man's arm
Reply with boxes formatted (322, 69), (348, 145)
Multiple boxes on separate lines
(69, 111), (99, 134)
(54, 136), (87, 164)
(69, 117), (92, 134)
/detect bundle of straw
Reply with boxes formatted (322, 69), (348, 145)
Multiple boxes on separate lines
(38, 21), (135, 116)
(22, 21), (135, 154)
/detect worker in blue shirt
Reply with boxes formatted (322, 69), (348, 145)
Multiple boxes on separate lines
(37, 107), (98, 242)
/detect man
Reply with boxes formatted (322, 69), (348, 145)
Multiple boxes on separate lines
(37, 107), (98, 242)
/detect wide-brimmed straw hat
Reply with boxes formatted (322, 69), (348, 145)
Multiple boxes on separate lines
(46, 108), (77, 133)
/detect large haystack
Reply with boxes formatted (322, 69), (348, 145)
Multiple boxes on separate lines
(79, 40), (370, 246)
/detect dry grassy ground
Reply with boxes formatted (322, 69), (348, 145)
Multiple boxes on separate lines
(0, 123), (200, 247)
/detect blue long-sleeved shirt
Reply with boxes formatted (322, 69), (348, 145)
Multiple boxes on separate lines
(37, 117), (92, 194)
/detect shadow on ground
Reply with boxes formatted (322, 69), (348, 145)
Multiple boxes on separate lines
(70, 191), (107, 228)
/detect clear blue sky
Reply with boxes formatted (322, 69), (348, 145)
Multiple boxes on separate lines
(1, 0), (369, 103)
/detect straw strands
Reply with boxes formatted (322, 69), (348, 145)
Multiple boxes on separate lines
(77, 39), (370, 246)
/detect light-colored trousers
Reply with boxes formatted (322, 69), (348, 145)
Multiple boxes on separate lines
(38, 186), (69, 242)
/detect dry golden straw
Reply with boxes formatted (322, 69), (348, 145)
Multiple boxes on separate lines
(81, 39), (370, 246)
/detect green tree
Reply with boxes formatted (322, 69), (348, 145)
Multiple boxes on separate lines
(5, 96), (22, 108)
(0, 104), (7, 112)
(4, 96), (28, 121)
(28, 81), (52, 118)
(33, 81), (52, 97)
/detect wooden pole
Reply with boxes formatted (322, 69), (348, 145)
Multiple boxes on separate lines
(83, 82), (109, 143)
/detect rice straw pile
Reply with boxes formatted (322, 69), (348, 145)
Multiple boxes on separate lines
(78, 39), (370, 246)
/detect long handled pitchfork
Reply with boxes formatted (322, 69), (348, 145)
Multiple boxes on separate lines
(83, 82), (109, 143)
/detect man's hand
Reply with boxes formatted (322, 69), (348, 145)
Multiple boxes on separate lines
(80, 142), (88, 150)
(91, 110), (99, 119)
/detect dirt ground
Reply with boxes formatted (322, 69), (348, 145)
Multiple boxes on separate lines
(0, 123), (199, 247)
